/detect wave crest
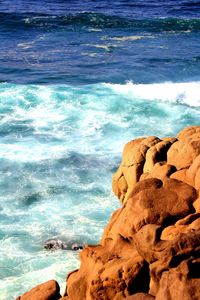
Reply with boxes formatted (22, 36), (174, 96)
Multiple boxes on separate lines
(1, 12), (200, 32)
(105, 81), (200, 107)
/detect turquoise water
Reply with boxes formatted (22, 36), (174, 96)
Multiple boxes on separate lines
(0, 82), (200, 298)
(0, 0), (200, 299)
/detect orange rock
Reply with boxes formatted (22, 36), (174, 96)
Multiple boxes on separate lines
(193, 196), (200, 212)
(188, 154), (200, 189)
(167, 127), (200, 170)
(140, 162), (176, 181)
(16, 280), (61, 300)
(113, 136), (162, 203)
(149, 231), (200, 295)
(177, 126), (200, 140)
(65, 127), (200, 300)
(122, 138), (147, 166)
(161, 213), (200, 240)
(124, 294), (155, 300)
(66, 173), (198, 299)
(155, 258), (200, 300)
(171, 154), (200, 189)
(143, 139), (175, 173)
(126, 178), (196, 233)
(133, 224), (162, 263)
(66, 238), (150, 300)
(112, 165), (128, 202)
(170, 168), (189, 184)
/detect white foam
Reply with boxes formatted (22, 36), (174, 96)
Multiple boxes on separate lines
(0, 142), (67, 162)
(86, 43), (117, 51)
(0, 251), (79, 299)
(0, 81), (199, 163)
(104, 81), (200, 107)
(110, 35), (143, 41)
(88, 28), (102, 32)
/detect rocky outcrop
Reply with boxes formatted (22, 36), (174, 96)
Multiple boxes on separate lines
(113, 127), (200, 204)
(17, 126), (200, 300)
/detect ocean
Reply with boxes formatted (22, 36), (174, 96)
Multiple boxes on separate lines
(0, 1), (200, 299)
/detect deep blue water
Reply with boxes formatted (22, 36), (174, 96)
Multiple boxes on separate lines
(0, 0), (200, 84)
(0, 1), (200, 299)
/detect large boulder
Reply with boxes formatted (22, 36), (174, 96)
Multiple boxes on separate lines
(167, 126), (200, 170)
(16, 280), (61, 300)
(65, 239), (150, 300)
(113, 126), (200, 204)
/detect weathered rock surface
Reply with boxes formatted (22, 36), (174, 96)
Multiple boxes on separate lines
(155, 258), (200, 300)
(17, 126), (200, 300)
(16, 280), (61, 300)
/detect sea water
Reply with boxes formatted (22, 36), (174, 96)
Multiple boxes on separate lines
(0, 1), (200, 299)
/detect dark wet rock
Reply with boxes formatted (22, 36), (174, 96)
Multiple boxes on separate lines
(44, 239), (85, 251)
(71, 243), (84, 251)
(44, 239), (68, 250)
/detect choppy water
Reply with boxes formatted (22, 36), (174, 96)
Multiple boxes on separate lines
(0, 1), (200, 299)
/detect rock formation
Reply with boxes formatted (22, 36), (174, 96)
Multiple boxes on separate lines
(16, 280), (61, 300)
(17, 126), (200, 300)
